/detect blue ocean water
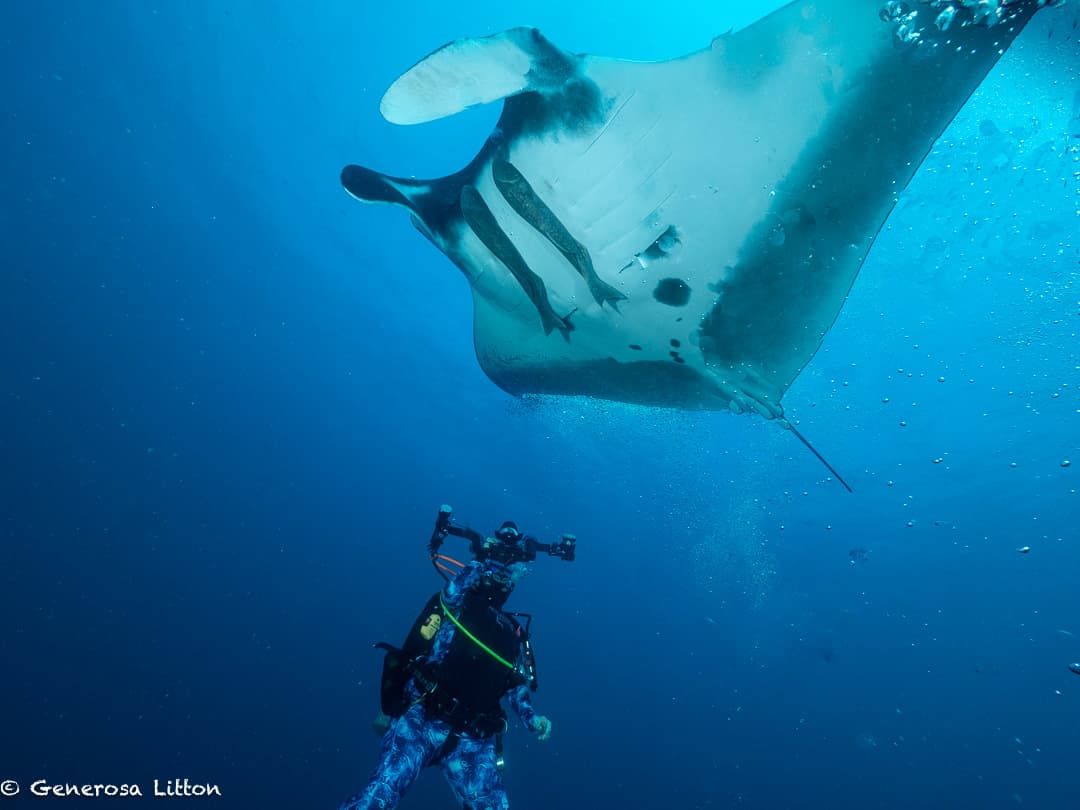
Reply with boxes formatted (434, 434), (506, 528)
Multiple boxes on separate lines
(3, 1), (1079, 808)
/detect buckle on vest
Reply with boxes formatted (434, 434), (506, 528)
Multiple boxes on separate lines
(425, 688), (463, 721)
(442, 695), (463, 718)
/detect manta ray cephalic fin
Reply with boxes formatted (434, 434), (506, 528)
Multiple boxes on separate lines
(380, 27), (563, 126)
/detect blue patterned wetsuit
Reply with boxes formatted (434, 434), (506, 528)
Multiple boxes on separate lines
(339, 560), (539, 810)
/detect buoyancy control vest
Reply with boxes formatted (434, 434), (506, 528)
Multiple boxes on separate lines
(377, 591), (536, 734)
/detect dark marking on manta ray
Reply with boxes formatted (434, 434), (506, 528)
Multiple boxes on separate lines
(501, 81), (607, 138)
(780, 205), (816, 229)
(491, 159), (625, 307)
(670, 338), (681, 348)
(619, 225), (682, 273)
(642, 225), (681, 260)
(653, 278), (691, 307)
(519, 26), (576, 86)
(628, 344), (643, 351)
(496, 29), (611, 135)
(669, 350), (685, 364)
(459, 185), (572, 337)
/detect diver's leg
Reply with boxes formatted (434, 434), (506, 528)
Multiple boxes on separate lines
(338, 704), (446, 810)
(441, 734), (509, 810)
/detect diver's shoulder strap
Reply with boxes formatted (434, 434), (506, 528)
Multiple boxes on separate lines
(500, 609), (538, 691)
(503, 609), (532, 639)
(440, 594), (520, 673)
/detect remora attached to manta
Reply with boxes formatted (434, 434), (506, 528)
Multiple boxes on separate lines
(341, 0), (1061, 487)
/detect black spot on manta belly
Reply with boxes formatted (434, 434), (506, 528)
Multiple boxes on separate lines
(628, 344), (643, 351)
(669, 338), (681, 348)
(653, 278), (691, 307)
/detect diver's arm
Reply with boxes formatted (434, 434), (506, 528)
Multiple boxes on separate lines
(507, 683), (538, 729)
(508, 685), (552, 741)
(461, 526), (484, 557)
(441, 560), (486, 611)
(426, 561), (489, 670)
(506, 646), (553, 741)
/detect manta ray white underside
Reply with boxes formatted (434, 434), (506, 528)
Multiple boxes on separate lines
(341, 0), (1058, 485)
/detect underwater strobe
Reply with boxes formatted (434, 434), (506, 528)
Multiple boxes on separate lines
(427, 504), (576, 578)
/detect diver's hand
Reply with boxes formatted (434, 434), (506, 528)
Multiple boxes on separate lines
(372, 712), (391, 737)
(531, 715), (552, 742)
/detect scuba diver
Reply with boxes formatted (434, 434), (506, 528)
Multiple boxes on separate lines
(338, 505), (577, 810)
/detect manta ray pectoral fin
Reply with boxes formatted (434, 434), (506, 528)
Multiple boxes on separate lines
(459, 185), (573, 338)
(491, 159), (626, 309)
(380, 27), (563, 125)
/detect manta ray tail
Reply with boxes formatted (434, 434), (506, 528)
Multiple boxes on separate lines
(781, 420), (854, 493)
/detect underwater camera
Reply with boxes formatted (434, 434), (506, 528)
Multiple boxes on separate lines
(429, 504), (576, 567)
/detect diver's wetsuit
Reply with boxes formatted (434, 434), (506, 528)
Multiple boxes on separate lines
(339, 560), (539, 810)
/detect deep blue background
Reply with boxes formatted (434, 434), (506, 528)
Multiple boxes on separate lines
(3, 2), (1079, 808)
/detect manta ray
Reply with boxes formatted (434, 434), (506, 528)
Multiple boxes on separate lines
(341, 0), (1059, 488)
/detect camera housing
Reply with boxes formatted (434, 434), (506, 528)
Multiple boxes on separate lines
(431, 506), (577, 566)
